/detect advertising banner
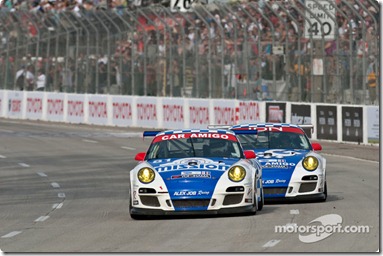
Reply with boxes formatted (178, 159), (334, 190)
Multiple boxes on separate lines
(0, 90), (3, 117)
(88, 95), (108, 126)
(67, 94), (86, 124)
(111, 96), (134, 127)
(162, 98), (185, 130)
(136, 96), (159, 128)
(291, 104), (312, 138)
(366, 106), (379, 143)
(188, 99), (210, 129)
(46, 93), (65, 122)
(25, 92), (44, 121)
(266, 102), (286, 123)
(316, 105), (337, 140)
(238, 101), (261, 123)
(7, 91), (23, 119)
(212, 99), (238, 126)
(342, 106), (363, 143)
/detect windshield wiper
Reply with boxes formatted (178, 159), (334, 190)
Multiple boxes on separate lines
(189, 139), (196, 157)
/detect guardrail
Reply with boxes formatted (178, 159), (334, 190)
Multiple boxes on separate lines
(0, 90), (379, 144)
(0, 0), (379, 105)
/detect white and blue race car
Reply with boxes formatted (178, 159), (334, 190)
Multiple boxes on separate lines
(230, 123), (327, 202)
(129, 129), (264, 218)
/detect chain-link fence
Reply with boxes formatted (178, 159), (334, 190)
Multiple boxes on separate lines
(0, 0), (379, 105)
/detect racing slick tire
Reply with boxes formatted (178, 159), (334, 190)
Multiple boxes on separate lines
(129, 194), (145, 220)
(319, 181), (327, 202)
(258, 186), (264, 211)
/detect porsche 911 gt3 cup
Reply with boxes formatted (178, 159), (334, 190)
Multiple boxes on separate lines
(129, 129), (264, 218)
(229, 123), (327, 202)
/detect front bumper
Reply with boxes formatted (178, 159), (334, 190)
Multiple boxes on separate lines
(263, 177), (326, 202)
(265, 192), (326, 203)
(130, 204), (255, 216)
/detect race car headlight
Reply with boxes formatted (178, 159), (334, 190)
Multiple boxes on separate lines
(228, 166), (246, 182)
(137, 168), (155, 183)
(302, 156), (319, 171)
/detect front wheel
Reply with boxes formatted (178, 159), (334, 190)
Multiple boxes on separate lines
(258, 186), (264, 211)
(129, 192), (143, 220)
(318, 181), (327, 202)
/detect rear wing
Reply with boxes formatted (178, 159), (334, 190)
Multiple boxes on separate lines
(298, 125), (314, 134)
(298, 125), (313, 129)
(209, 123), (314, 135)
(231, 130), (258, 135)
(143, 131), (161, 137)
(207, 125), (231, 129)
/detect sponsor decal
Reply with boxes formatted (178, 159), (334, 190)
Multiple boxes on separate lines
(258, 150), (303, 159)
(157, 163), (227, 172)
(173, 190), (210, 196)
(247, 187), (252, 196)
(259, 158), (296, 168)
(171, 171), (211, 179)
(263, 179), (287, 184)
(153, 133), (237, 143)
(263, 160), (296, 169)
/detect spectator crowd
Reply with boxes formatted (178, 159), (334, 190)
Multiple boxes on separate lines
(0, 0), (380, 104)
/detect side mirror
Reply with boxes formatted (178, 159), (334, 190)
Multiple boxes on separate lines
(311, 143), (322, 151)
(135, 152), (146, 161)
(244, 150), (256, 159)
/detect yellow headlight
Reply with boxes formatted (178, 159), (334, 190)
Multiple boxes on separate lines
(303, 156), (319, 171)
(138, 168), (155, 183)
(228, 166), (246, 182)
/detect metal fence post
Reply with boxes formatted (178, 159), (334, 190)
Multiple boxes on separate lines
(160, 6), (187, 97)
(294, 1), (326, 103)
(111, 12), (136, 96)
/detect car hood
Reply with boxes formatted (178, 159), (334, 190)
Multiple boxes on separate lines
(254, 149), (309, 187)
(147, 157), (237, 200)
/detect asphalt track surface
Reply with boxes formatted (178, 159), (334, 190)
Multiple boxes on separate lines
(0, 119), (379, 253)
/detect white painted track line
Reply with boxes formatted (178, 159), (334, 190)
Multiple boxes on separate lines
(263, 240), (281, 248)
(35, 216), (50, 222)
(1, 231), (22, 238)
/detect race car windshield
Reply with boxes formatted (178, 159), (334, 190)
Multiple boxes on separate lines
(237, 131), (311, 150)
(145, 137), (244, 160)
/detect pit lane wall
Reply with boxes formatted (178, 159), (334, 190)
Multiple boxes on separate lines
(0, 90), (379, 144)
